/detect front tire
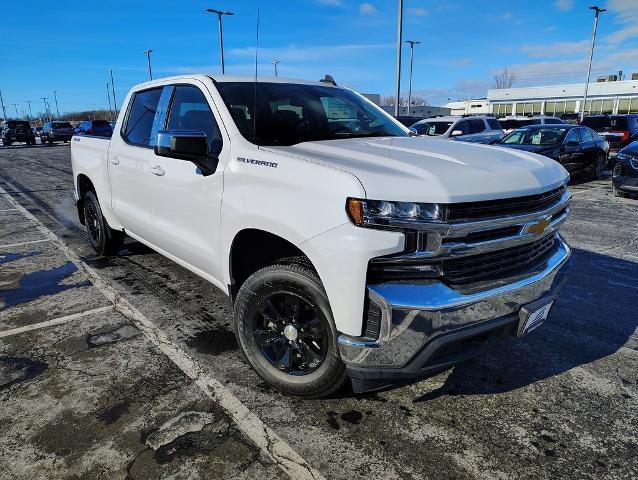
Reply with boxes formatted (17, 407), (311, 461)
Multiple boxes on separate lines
(83, 191), (123, 255)
(234, 263), (348, 398)
(592, 153), (607, 180)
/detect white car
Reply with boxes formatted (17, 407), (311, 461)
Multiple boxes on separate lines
(71, 75), (572, 396)
(410, 115), (504, 144)
(499, 115), (565, 135)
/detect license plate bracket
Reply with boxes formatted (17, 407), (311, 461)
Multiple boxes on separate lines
(518, 296), (555, 336)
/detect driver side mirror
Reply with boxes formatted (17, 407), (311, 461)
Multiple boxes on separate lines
(155, 130), (220, 175)
(450, 129), (463, 137)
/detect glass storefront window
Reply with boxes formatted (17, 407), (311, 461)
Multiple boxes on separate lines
(602, 99), (614, 114)
(533, 102), (542, 115)
(515, 103), (524, 115)
(566, 101), (576, 113)
(618, 98), (631, 114)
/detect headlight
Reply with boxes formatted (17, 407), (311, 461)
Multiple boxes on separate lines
(346, 197), (442, 228)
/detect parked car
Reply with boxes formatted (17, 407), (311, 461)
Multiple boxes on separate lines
(580, 114), (638, 161)
(394, 115), (424, 127)
(0, 120), (37, 145)
(410, 115), (503, 144)
(41, 121), (75, 144)
(71, 75), (571, 396)
(498, 116), (565, 134)
(495, 124), (609, 180)
(559, 113), (580, 125)
(34, 126), (44, 138)
(612, 142), (638, 197)
(76, 119), (113, 137)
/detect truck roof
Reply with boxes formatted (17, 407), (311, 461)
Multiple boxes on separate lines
(130, 74), (339, 91)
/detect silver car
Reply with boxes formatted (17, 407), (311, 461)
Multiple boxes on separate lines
(410, 115), (504, 144)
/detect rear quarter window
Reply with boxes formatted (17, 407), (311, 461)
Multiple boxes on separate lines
(486, 118), (501, 130)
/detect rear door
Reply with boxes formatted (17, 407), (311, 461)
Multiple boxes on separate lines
(108, 86), (164, 241)
(144, 81), (228, 280)
(559, 128), (586, 172)
(464, 119), (488, 143)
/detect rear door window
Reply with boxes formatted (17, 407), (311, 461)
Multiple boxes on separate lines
(468, 119), (485, 134)
(564, 129), (580, 144)
(123, 87), (164, 147)
(486, 118), (501, 130)
(580, 128), (594, 142)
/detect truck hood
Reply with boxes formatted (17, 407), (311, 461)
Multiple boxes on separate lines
(264, 136), (568, 203)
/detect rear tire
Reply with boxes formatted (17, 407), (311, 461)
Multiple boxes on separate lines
(592, 153), (607, 180)
(83, 191), (123, 255)
(234, 263), (348, 398)
(613, 186), (627, 198)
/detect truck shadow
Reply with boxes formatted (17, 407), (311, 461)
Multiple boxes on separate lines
(413, 247), (638, 402)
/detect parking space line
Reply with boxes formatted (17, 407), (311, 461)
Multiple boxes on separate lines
(0, 182), (325, 480)
(0, 208), (18, 213)
(0, 306), (114, 339)
(570, 185), (608, 195)
(0, 238), (50, 250)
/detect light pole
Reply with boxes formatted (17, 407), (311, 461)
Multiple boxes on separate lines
(108, 69), (117, 114)
(145, 49), (153, 80)
(0, 90), (6, 121)
(12, 103), (19, 119)
(25, 100), (33, 120)
(106, 82), (113, 122)
(405, 40), (420, 117)
(205, 8), (234, 74)
(581, 6), (606, 122)
(53, 90), (60, 119)
(41, 97), (51, 122)
(394, 0), (404, 117)
(271, 60), (280, 77)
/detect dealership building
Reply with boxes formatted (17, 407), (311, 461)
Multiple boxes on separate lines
(487, 78), (638, 117)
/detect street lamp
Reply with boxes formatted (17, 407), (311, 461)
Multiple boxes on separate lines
(206, 8), (234, 74)
(405, 40), (420, 117)
(25, 100), (33, 120)
(108, 69), (117, 114)
(581, 6), (606, 122)
(106, 82), (114, 123)
(394, 0), (404, 117)
(41, 97), (51, 122)
(271, 60), (280, 77)
(12, 103), (19, 119)
(145, 49), (153, 80)
(53, 90), (60, 119)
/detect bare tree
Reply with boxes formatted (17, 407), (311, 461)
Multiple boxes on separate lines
(493, 68), (516, 89)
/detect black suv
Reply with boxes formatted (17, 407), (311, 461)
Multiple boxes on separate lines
(581, 115), (638, 161)
(612, 142), (638, 198)
(1, 121), (37, 146)
(41, 121), (75, 144)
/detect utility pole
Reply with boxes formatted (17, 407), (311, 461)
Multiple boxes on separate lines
(106, 82), (113, 123)
(53, 90), (60, 119)
(12, 103), (19, 119)
(271, 60), (280, 77)
(405, 40), (420, 117)
(581, 6), (606, 122)
(0, 90), (6, 121)
(144, 49), (153, 80)
(25, 100), (33, 120)
(205, 9), (234, 74)
(394, 0), (404, 117)
(108, 69), (117, 114)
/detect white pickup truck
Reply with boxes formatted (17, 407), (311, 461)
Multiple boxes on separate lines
(71, 75), (572, 396)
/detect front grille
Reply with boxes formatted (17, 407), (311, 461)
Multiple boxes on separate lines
(443, 185), (566, 222)
(442, 234), (557, 284)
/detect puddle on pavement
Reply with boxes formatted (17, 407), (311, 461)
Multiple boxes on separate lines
(0, 251), (41, 265)
(0, 261), (91, 308)
(0, 356), (48, 391)
(87, 325), (140, 348)
(185, 328), (237, 355)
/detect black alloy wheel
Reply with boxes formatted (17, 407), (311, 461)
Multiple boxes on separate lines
(251, 292), (329, 375)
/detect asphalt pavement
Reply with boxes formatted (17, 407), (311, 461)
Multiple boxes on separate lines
(0, 142), (636, 480)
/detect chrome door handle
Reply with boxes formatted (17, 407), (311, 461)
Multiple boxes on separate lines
(108, 155), (119, 165)
(149, 165), (165, 176)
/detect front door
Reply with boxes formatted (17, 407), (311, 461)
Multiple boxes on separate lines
(144, 81), (228, 282)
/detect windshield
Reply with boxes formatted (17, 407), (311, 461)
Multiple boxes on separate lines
(52, 122), (72, 128)
(215, 82), (408, 146)
(502, 127), (570, 146)
(93, 120), (111, 127)
(581, 116), (628, 131)
(418, 121), (453, 136)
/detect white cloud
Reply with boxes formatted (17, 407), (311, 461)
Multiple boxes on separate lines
(227, 43), (393, 63)
(359, 3), (377, 15)
(522, 40), (589, 58)
(407, 7), (428, 17)
(554, 0), (574, 12)
(605, 0), (638, 44)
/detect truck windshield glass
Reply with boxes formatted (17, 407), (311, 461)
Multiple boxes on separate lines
(215, 82), (408, 146)
(502, 127), (569, 146)
(52, 122), (72, 128)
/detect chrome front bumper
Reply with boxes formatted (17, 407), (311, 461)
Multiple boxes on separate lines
(338, 235), (571, 373)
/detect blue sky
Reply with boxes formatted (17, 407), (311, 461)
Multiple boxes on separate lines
(2, 0), (638, 116)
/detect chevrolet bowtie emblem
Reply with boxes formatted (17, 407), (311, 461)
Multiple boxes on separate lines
(525, 217), (550, 236)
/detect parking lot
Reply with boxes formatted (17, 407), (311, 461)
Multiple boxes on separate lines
(0, 143), (636, 479)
